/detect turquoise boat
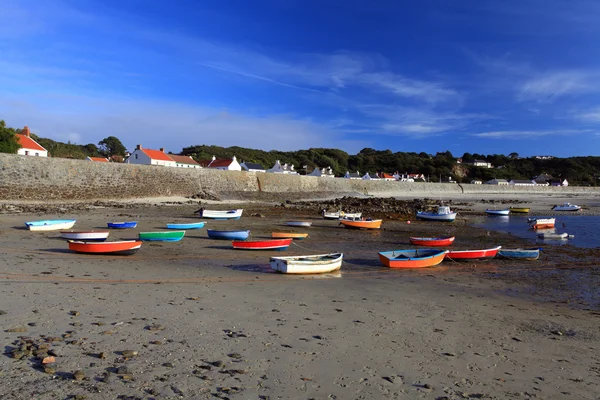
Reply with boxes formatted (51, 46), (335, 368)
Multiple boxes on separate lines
(139, 231), (185, 242)
(166, 222), (206, 230)
(497, 248), (540, 260)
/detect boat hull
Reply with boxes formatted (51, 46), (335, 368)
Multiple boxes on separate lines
(166, 222), (206, 229)
(232, 238), (292, 250)
(416, 212), (457, 222)
(379, 249), (448, 268)
(26, 220), (76, 232)
(60, 230), (110, 241)
(340, 219), (382, 229)
(509, 207), (530, 213)
(270, 253), (343, 274)
(537, 232), (568, 240)
(485, 209), (510, 216)
(323, 212), (362, 220)
(528, 218), (556, 229)
(207, 230), (250, 240)
(445, 246), (502, 261)
(200, 209), (243, 220)
(552, 205), (581, 211)
(286, 221), (312, 227)
(497, 248), (540, 260)
(68, 240), (142, 255)
(409, 236), (455, 246)
(271, 232), (308, 240)
(139, 231), (185, 242)
(107, 221), (138, 229)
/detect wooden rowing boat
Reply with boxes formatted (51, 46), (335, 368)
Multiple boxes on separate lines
(207, 229), (250, 240)
(270, 253), (343, 274)
(198, 209), (243, 220)
(60, 230), (110, 242)
(139, 231), (185, 242)
(107, 221), (138, 229)
(485, 209), (510, 216)
(26, 219), (76, 232)
(537, 232), (569, 240)
(232, 238), (292, 250)
(409, 236), (455, 247)
(378, 249), (448, 268)
(271, 232), (309, 240)
(340, 219), (382, 229)
(286, 221), (312, 227)
(497, 248), (540, 260)
(166, 222), (206, 230)
(528, 218), (555, 229)
(322, 210), (362, 220)
(509, 207), (530, 213)
(68, 240), (142, 255)
(445, 246), (501, 261)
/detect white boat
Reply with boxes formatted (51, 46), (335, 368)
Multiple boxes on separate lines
(270, 253), (343, 274)
(528, 217), (556, 229)
(416, 206), (457, 222)
(552, 203), (581, 212)
(322, 210), (362, 220)
(60, 230), (110, 241)
(198, 208), (243, 220)
(537, 232), (569, 240)
(485, 209), (510, 216)
(26, 219), (76, 232)
(286, 221), (312, 227)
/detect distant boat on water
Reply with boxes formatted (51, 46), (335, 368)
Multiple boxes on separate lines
(416, 205), (457, 222)
(485, 209), (510, 216)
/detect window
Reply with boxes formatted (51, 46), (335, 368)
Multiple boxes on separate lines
(35, 153), (39, 156)
(135, 154), (138, 159)
(25, 151), (29, 155)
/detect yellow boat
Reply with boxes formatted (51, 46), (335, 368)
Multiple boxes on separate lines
(271, 232), (309, 240)
(509, 207), (530, 213)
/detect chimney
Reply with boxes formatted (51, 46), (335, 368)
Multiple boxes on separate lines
(23, 126), (30, 137)
(136, 144), (142, 150)
(232, 155), (237, 161)
(160, 148), (165, 153)
(212, 155), (216, 161)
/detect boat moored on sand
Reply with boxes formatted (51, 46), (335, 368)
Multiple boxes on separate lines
(445, 246), (502, 261)
(107, 221), (138, 229)
(485, 209), (510, 216)
(409, 236), (455, 247)
(68, 240), (142, 255)
(139, 231), (185, 242)
(497, 248), (540, 260)
(166, 222), (206, 230)
(232, 238), (292, 250)
(416, 206), (457, 222)
(509, 207), (530, 213)
(270, 253), (343, 274)
(271, 232), (309, 240)
(340, 218), (382, 229)
(198, 208), (243, 220)
(322, 210), (362, 220)
(286, 221), (312, 227)
(552, 203), (581, 212)
(60, 230), (110, 241)
(207, 229), (250, 240)
(26, 219), (76, 232)
(378, 249), (448, 268)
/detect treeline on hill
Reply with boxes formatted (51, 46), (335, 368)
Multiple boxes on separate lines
(1, 119), (600, 185)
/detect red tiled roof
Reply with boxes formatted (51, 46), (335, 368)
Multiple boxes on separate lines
(88, 157), (109, 162)
(141, 148), (174, 162)
(16, 134), (46, 152)
(381, 173), (395, 179)
(169, 154), (200, 165)
(208, 159), (232, 168)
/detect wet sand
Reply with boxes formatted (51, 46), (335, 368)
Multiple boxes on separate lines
(1, 202), (599, 399)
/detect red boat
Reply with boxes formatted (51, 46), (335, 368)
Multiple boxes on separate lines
(68, 240), (142, 255)
(232, 238), (293, 250)
(445, 246), (501, 261)
(409, 236), (455, 247)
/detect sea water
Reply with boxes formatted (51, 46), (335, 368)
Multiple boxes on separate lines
(473, 215), (600, 248)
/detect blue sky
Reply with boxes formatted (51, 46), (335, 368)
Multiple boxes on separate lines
(2, 0), (600, 156)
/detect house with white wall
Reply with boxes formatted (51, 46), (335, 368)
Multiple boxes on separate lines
(126, 145), (176, 167)
(241, 162), (266, 172)
(16, 126), (48, 157)
(266, 160), (298, 174)
(308, 166), (335, 177)
(169, 154), (202, 168)
(201, 156), (242, 171)
(344, 171), (361, 179)
(486, 178), (509, 185)
(509, 179), (537, 186)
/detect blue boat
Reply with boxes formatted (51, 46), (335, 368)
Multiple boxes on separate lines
(207, 229), (250, 240)
(166, 222), (206, 230)
(107, 221), (138, 229)
(497, 248), (540, 260)
(25, 219), (76, 231)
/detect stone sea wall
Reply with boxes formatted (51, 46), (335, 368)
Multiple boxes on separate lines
(0, 153), (598, 201)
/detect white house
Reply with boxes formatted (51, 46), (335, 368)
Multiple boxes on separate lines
(126, 145), (176, 167)
(472, 160), (493, 168)
(308, 166), (335, 178)
(509, 179), (537, 186)
(169, 154), (202, 168)
(202, 155), (242, 171)
(486, 179), (509, 185)
(241, 162), (266, 172)
(16, 126), (48, 157)
(470, 179), (483, 184)
(344, 170), (361, 179)
(362, 172), (379, 180)
(266, 160), (298, 174)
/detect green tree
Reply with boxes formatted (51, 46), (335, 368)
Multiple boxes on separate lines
(0, 120), (21, 153)
(98, 136), (126, 157)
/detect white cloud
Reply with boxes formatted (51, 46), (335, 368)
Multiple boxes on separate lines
(472, 129), (593, 138)
(518, 71), (598, 102)
(574, 107), (600, 123)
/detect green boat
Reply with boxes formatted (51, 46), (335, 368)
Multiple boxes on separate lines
(139, 231), (185, 242)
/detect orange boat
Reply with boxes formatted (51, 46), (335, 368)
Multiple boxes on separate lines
(378, 249), (448, 268)
(271, 232), (309, 240)
(68, 240), (142, 255)
(527, 218), (555, 230)
(340, 218), (382, 229)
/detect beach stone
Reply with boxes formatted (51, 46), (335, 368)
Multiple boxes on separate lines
(150, 340), (163, 345)
(162, 362), (174, 368)
(211, 360), (225, 367)
(121, 374), (134, 381)
(146, 324), (166, 331)
(121, 350), (138, 358)
(0, 310), (7, 315)
(5, 326), (27, 333)
(98, 352), (107, 359)
(44, 366), (56, 374)
(227, 353), (242, 359)
(117, 366), (130, 374)
(73, 370), (86, 381)
(69, 311), (80, 316)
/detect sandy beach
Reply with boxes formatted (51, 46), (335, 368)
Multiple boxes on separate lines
(1, 198), (599, 399)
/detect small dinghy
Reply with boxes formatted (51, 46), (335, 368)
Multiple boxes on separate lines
(445, 246), (502, 261)
(271, 232), (309, 240)
(409, 236), (455, 247)
(552, 203), (581, 212)
(198, 208), (243, 220)
(416, 205), (457, 222)
(26, 219), (76, 232)
(322, 210), (362, 220)
(378, 249), (447, 268)
(286, 221), (312, 227)
(207, 229), (250, 240)
(270, 253), (343, 274)
(485, 209), (510, 216)
(166, 222), (206, 230)
(340, 218), (382, 229)
(139, 231), (185, 242)
(68, 240), (142, 255)
(527, 218), (555, 229)
(537, 232), (570, 240)
(60, 230), (110, 242)
(107, 221), (138, 229)
(497, 248), (540, 260)
(509, 207), (530, 213)
(232, 238), (292, 250)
